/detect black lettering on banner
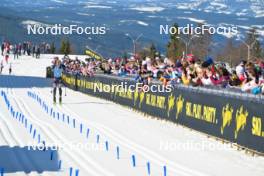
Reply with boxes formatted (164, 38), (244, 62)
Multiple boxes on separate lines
(62, 73), (264, 153)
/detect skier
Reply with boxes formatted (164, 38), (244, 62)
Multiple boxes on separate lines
(13, 44), (19, 59)
(36, 46), (41, 59)
(23, 42), (27, 55)
(18, 43), (22, 56)
(0, 61), (3, 74)
(32, 45), (36, 57)
(1, 43), (4, 56)
(52, 58), (64, 104)
(5, 54), (9, 64)
(27, 42), (31, 56)
(9, 63), (12, 75)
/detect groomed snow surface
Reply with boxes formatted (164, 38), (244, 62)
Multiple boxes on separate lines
(0, 54), (264, 176)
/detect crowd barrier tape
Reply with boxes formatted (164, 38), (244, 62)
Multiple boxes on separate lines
(61, 73), (264, 153)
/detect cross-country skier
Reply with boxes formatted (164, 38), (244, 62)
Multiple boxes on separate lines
(9, 63), (12, 75)
(0, 61), (3, 74)
(1, 43), (5, 56)
(5, 54), (9, 64)
(52, 57), (64, 104)
(36, 46), (41, 59)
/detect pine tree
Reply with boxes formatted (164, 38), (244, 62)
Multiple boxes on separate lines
(246, 28), (262, 59)
(50, 42), (56, 54)
(137, 43), (160, 61)
(60, 39), (66, 55)
(149, 43), (157, 60)
(166, 23), (183, 61)
(65, 40), (71, 56)
(60, 39), (72, 56)
(122, 51), (128, 64)
(123, 51), (128, 60)
(254, 41), (262, 58)
(138, 47), (148, 60)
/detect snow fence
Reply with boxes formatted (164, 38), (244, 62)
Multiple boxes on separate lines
(61, 73), (264, 154)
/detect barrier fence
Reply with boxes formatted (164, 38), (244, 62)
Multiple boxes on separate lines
(62, 73), (264, 154)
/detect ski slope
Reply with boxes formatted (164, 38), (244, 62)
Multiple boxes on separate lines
(0, 54), (264, 176)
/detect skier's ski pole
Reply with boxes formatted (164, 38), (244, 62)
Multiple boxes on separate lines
(51, 78), (54, 94)
(64, 85), (67, 96)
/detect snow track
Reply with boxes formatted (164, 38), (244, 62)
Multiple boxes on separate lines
(0, 55), (263, 176)
(33, 88), (210, 176)
(5, 86), (114, 176)
(15, 91), (115, 176)
(0, 112), (32, 176)
(0, 91), (54, 176)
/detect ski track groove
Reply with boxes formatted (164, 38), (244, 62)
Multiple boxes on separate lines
(35, 88), (210, 176)
(0, 107), (36, 176)
(12, 88), (115, 176)
(5, 75), (45, 175)
(5, 74), (111, 176)
(0, 76), (34, 175)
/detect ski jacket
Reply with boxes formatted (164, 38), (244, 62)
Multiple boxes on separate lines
(52, 64), (64, 78)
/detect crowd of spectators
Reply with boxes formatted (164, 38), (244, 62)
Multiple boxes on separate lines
(1, 41), (51, 60)
(59, 54), (264, 95)
(59, 55), (99, 77)
(1, 40), (51, 74)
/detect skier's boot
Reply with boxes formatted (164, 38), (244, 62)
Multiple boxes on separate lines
(59, 96), (62, 105)
(53, 87), (57, 105)
(53, 96), (56, 105)
(59, 87), (62, 105)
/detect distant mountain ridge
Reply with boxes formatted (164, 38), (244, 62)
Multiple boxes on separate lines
(0, 0), (263, 57)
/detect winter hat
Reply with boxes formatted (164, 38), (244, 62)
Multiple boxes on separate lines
(176, 61), (182, 68)
(252, 86), (261, 95)
(202, 57), (214, 68)
(186, 54), (195, 63)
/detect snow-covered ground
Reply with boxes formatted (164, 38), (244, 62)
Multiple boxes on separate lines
(0, 54), (264, 176)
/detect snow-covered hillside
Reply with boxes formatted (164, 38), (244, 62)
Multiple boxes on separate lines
(3, 0), (264, 17)
(169, 0), (264, 18)
(0, 54), (264, 176)
(1, 0), (263, 57)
